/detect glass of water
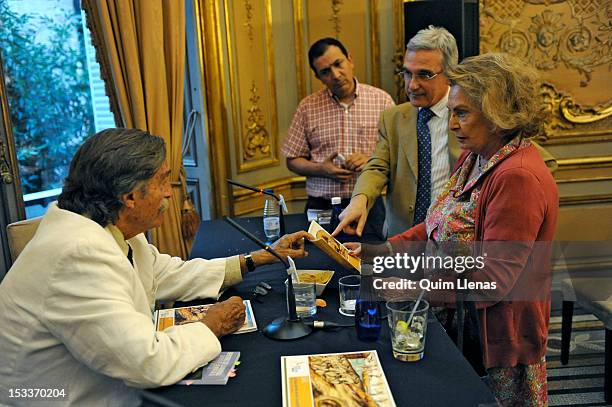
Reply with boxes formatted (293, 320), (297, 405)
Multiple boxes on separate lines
(285, 280), (316, 318)
(386, 300), (429, 362)
(338, 275), (360, 316)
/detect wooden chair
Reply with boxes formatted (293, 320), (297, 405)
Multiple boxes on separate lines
(6, 217), (42, 262)
(561, 271), (612, 403)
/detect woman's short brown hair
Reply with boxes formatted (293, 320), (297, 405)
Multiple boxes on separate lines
(446, 53), (543, 138)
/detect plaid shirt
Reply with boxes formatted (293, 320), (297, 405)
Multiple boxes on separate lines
(282, 82), (394, 199)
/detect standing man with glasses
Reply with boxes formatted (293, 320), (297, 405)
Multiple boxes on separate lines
(333, 26), (462, 238)
(334, 26), (556, 239)
(282, 37), (394, 214)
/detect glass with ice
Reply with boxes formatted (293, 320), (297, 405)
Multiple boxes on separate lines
(386, 300), (429, 361)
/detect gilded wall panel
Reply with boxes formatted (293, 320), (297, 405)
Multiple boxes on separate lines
(391, 0), (407, 102)
(480, 0), (611, 142)
(293, 0), (380, 101)
(225, 0), (279, 172)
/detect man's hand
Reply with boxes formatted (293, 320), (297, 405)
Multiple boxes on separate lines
(200, 296), (246, 338)
(332, 194), (369, 237)
(344, 153), (369, 172)
(320, 152), (354, 182)
(251, 231), (311, 266)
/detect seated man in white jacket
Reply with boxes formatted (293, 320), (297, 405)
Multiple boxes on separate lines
(0, 128), (309, 406)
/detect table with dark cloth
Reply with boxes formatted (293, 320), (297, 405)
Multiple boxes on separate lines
(152, 214), (496, 407)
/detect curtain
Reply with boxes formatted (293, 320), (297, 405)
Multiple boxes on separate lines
(82, 0), (198, 259)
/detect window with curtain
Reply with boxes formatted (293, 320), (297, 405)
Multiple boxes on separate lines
(0, 0), (113, 218)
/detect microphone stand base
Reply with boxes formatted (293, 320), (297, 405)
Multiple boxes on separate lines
(262, 316), (313, 340)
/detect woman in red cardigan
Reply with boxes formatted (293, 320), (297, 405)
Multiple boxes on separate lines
(350, 53), (558, 406)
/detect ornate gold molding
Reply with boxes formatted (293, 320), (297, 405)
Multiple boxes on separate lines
(481, 0), (612, 87)
(330, 0), (343, 37)
(557, 155), (612, 168)
(559, 194), (612, 205)
(370, 0), (381, 88)
(225, 0), (279, 173)
(392, 0), (409, 102)
(0, 59), (25, 218)
(540, 83), (612, 141)
(556, 176), (612, 184)
(561, 99), (612, 124)
(243, 0), (254, 42)
(293, 0), (307, 102)
(243, 81), (271, 160)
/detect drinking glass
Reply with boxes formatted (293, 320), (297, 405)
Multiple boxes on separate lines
(338, 275), (360, 316)
(386, 300), (429, 361)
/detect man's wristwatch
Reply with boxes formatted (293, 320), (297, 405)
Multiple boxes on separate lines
(244, 253), (256, 272)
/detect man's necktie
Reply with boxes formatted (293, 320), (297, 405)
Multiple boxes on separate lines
(414, 107), (435, 224)
(127, 244), (134, 267)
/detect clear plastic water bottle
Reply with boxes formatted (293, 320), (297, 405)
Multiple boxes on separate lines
(263, 189), (280, 242)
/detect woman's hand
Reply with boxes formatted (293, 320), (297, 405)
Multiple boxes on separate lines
(344, 242), (362, 257)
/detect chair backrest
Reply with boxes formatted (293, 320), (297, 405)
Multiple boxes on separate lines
(6, 217), (42, 261)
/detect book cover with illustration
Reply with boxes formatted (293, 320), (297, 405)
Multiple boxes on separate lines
(178, 351), (240, 385)
(307, 220), (361, 272)
(281, 350), (395, 407)
(155, 300), (257, 334)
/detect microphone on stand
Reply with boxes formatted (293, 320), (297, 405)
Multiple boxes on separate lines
(226, 179), (287, 236)
(224, 217), (312, 340)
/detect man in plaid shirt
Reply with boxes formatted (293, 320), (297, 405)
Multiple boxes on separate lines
(282, 37), (394, 211)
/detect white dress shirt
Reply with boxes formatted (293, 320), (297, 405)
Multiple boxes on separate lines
(420, 87), (451, 203)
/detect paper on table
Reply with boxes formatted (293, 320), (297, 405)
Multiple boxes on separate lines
(179, 352), (240, 385)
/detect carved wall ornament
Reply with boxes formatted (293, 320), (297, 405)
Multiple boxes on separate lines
(482, 0), (612, 88)
(243, 81), (271, 160)
(498, 29), (531, 58)
(486, 0), (527, 20)
(524, 0), (568, 5)
(529, 10), (566, 69)
(393, 49), (406, 103)
(225, 0), (278, 172)
(540, 83), (576, 139)
(567, 0), (601, 20)
(539, 83), (612, 140)
(330, 0), (343, 37)
(244, 0), (254, 43)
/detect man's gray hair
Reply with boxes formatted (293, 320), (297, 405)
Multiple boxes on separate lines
(58, 128), (166, 227)
(406, 25), (459, 73)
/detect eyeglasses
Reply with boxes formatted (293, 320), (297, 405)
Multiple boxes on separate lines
(396, 68), (442, 82)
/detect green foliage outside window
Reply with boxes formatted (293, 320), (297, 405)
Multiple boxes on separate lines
(0, 0), (94, 194)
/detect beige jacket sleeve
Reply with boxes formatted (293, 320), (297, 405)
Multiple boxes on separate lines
(352, 110), (393, 211)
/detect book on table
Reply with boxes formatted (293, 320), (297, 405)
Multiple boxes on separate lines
(281, 350), (395, 407)
(307, 220), (361, 272)
(178, 351), (240, 385)
(155, 299), (257, 334)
